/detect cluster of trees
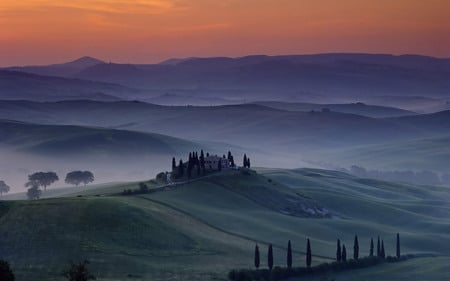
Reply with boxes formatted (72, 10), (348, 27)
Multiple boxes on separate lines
(231, 233), (402, 281)
(172, 150), (240, 179)
(25, 171), (95, 200)
(347, 165), (449, 186)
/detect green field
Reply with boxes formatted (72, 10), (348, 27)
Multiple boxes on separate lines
(1, 168), (449, 280)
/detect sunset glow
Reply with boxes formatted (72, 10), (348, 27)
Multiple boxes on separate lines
(1, 0), (450, 66)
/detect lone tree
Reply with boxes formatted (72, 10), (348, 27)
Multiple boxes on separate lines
(62, 260), (96, 281)
(353, 235), (359, 260)
(27, 172), (59, 191)
(0, 180), (11, 197)
(254, 244), (260, 269)
(370, 238), (374, 257)
(268, 244), (273, 270)
(65, 171), (94, 187)
(26, 184), (42, 200)
(396, 233), (401, 258)
(306, 239), (312, 268)
(287, 240), (292, 268)
(243, 154), (248, 168)
(381, 240), (386, 259)
(0, 260), (15, 281)
(342, 244), (347, 262)
(336, 239), (342, 262)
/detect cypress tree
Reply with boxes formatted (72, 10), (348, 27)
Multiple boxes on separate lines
(342, 244), (347, 262)
(336, 239), (342, 262)
(247, 157), (251, 168)
(370, 238), (374, 257)
(353, 235), (359, 260)
(396, 233), (400, 258)
(172, 157), (176, 170)
(254, 244), (260, 269)
(268, 244), (273, 270)
(377, 236), (381, 257)
(178, 159), (184, 177)
(381, 240), (385, 259)
(287, 240), (292, 268)
(306, 239), (312, 268)
(218, 159), (222, 171)
(243, 154), (248, 167)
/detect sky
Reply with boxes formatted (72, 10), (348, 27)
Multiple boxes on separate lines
(1, 0), (449, 66)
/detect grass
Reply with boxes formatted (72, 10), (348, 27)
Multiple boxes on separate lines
(1, 168), (449, 280)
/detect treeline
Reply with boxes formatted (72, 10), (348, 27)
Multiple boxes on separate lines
(0, 170), (95, 200)
(229, 233), (402, 281)
(346, 165), (450, 186)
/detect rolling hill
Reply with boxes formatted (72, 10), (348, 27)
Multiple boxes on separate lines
(0, 119), (199, 157)
(1, 168), (450, 280)
(253, 101), (416, 118)
(0, 70), (140, 101)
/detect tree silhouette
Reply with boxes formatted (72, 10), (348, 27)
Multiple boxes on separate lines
(287, 240), (292, 268)
(370, 238), (374, 257)
(0, 180), (10, 197)
(268, 244), (273, 270)
(342, 244), (347, 262)
(26, 172), (59, 191)
(178, 160), (184, 177)
(247, 157), (251, 168)
(381, 240), (386, 259)
(26, 184), (42, 200)
(306, 239), (312, 268)
(65, 171), (94, 187)
(353, 235), (359, 260)
(0, 260), (14, 281)
(172, 157), (176, 170)
(336, 239), (342, 262)
(62, 260), (96, 281)
(396, 233), (401, 258)
(243, 154), (248, 168)
(377, 236), (381, 257)
(254, 244), (260, 269)
(218, 159), (222, 171)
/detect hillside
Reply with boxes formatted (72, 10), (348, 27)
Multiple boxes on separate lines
(0, 70), (139, 101)
(0, 120), (199, 157)
(1, 168), (450, 280)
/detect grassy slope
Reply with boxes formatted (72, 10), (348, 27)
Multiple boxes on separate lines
(1, 168), (450, 280)
(0, 120), (200, 157)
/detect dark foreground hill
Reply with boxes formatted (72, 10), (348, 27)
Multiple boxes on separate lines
(1, 168), (449, 280)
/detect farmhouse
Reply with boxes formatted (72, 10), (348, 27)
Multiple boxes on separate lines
(204, 155), (229, 171)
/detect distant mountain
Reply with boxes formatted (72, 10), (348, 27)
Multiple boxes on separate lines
(71, 53), (450, 102)
(0, 119), (199, 157)
(0, 70), (141, 101)
(146, 93), (239, 106)
(253, 101), (416, 118)
(6, 56), (104, 77)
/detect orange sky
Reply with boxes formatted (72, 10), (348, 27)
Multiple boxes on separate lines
(1, 0), (449, 66)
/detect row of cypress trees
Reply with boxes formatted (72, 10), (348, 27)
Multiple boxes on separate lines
(253, 233), (400, 269)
